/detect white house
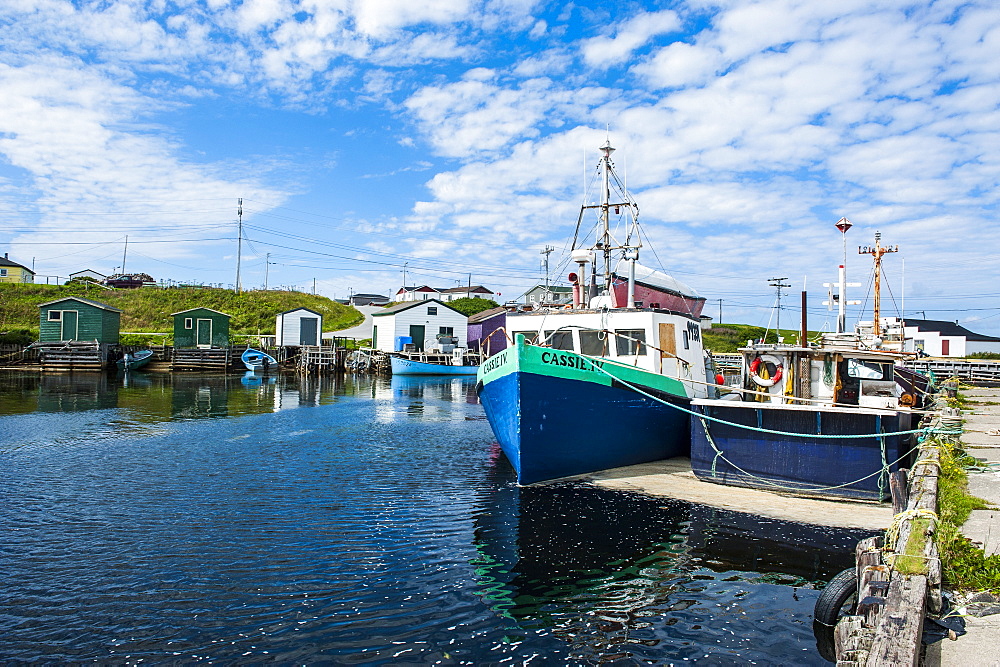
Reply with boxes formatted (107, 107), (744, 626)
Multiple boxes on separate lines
(902, 318), (1000, 357)
(275, 308), (323, 346)
(371, 299), (468, 352)
(395, 284), (496, 302)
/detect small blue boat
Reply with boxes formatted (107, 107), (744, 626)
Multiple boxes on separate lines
(118, 349), (154, 372)
(390, 355), (478, 376)
(242, 347), (277, 372)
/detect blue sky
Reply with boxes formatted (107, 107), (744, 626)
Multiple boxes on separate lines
(2, 0), (999, 335)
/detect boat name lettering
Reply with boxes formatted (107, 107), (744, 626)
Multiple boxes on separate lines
(481, 350), (508, 375)
(540, 351), (603, 371)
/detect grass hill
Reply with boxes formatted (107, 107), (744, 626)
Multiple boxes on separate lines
(0, 283), (363, 344)
(703, 323), (821, 353)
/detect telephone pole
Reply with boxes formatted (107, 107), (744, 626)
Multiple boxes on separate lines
(540, 245), (554, 303)
(235, 198), (243, 294)
(768, 277), (791, 338)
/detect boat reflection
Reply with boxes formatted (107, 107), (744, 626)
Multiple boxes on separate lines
(471, 452), (873, 660)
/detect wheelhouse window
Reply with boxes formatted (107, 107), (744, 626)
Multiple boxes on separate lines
(543, 330), (575, 351)
(847, 359), (893, 380)
(579, 329), (608, 356)
(48, 310), (61, 321)
(511, 331), (538, 344)
(614, 329), (647, 356)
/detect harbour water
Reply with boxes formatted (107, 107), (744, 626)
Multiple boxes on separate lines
(0, 372), (872, 663)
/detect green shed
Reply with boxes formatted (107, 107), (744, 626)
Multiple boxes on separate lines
(172, 308), (230, 348)
(38, 297), (122, 343)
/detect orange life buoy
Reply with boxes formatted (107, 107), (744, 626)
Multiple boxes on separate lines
(749, 354), (783, 387)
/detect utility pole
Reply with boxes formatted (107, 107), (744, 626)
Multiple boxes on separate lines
(768, 277), (791, 339)
(467, 273), (472, 299)
(718, 298), (723, 325)
(540, 245), (554, 303)
(235, 198), (243, 294)
(402, 262), (408, 299)
(264, 253), (271, 290)
(859, 231), (899, 337)
(121, 235), (128, 274)
(313, 277), (316, 295)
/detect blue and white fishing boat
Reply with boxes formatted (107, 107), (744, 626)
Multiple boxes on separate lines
(477, 140), (711, 485)
(390, 355), (479, 376)
(242, 347), (277, 372)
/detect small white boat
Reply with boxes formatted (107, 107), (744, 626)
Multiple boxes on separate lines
(242, 347), (277, 372)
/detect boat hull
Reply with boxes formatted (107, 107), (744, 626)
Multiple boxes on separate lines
(391, 356), (479, 376)
(689, 400), (917, 501)
(242, 348), (277, 372)
(477, 340), (692, 485)
(117, 350), (153, 371)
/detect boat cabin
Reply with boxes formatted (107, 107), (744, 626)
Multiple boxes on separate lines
(506, 307), (708, 396)
(736, 337), (914, 410)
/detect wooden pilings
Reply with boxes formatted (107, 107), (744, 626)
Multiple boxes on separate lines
(833, 414), (947, 665)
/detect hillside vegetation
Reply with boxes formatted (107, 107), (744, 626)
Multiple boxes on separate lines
(703, 323), (821, 353)
(0, 283), (362, 342)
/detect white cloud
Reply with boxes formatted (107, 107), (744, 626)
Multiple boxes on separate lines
(581, 10), (681, 68)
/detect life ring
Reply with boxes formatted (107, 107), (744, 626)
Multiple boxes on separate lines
(749, 354), (783, 387)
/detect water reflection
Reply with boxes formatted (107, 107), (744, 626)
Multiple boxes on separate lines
(472, 454), (873, 663)
(0, 371), (479, 423)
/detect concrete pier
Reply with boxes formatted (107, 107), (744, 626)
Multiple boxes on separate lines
(928, 386), (1000, 666)
(583, 457), (894, 530)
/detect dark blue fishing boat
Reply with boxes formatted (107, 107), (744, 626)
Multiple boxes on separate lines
(118, 349), (154, 372)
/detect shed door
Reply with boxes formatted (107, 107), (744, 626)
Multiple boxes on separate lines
(196, 319), (213, 347)
(942, 339), (950, 356)
(61, 310), (79, 341)
(409, 325), (426, 351)
(300, 317), (318, 346)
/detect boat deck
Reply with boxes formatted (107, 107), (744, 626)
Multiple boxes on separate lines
(577, 457), (894, 530)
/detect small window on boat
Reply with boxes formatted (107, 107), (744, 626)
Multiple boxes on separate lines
(614, 329), (647, 356)
(184, 318), (193, 329)
(427, 307), (437, 315)
(847, 359), (892, 380)
(543, 330), (574, 351)
(682, 330), (690, 350)
(48, 310), (61, 321)
(511, 331), (538, 344)
(579, 329), (608, 356)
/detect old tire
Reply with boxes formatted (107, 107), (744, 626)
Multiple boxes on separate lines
(814, 567), (858, 627)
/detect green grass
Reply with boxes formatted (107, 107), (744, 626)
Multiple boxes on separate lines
(0, 283), (363, 340)
(936, 437), (1000, 592)
(703, 323), (822, 353)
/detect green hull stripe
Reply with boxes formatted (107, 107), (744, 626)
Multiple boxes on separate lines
(477, 337), (687, 397)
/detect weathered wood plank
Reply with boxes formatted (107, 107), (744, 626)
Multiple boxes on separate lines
(866, 574), (927, 667)
(890, 469), (908, 515)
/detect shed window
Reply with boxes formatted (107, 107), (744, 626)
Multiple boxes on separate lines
(0, 269), (7, 277)
(438, 326), (454, 336)
(427, 307), (437, 315)
(184, 318), (193, 329)
(615, 329), (647, 356)
(48, 310), (61, 321)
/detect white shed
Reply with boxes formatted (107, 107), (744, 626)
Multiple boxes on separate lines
(275, 308), (323, 346)
(371, 299), (468, 352)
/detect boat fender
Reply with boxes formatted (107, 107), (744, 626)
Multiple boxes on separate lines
(813, 568), (857, 627)
(715, 373), (725, 386)
(749, 354), (783, 387)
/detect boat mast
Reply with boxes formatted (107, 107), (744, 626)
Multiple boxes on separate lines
(599, 139), (614, 294)
(859, 231), (898, 338)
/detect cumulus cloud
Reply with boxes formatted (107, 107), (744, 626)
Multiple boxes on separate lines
(581, 10), (682, 68)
